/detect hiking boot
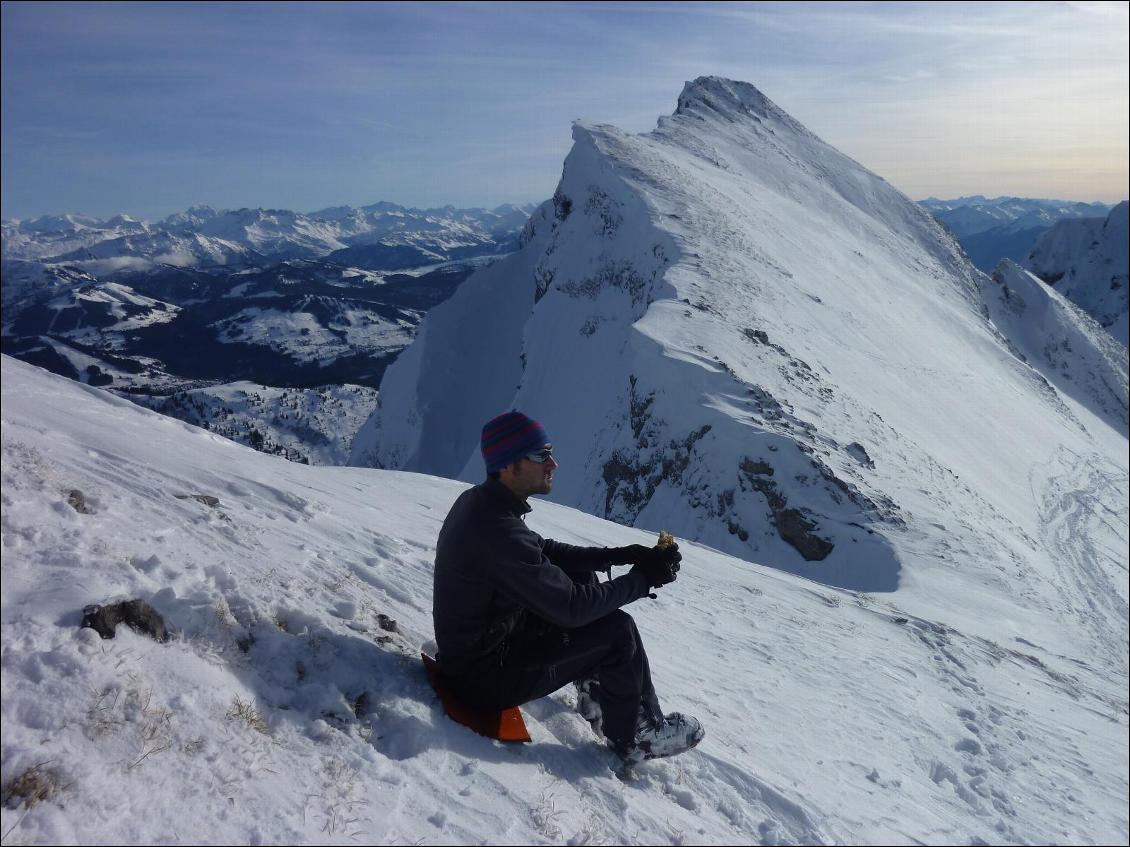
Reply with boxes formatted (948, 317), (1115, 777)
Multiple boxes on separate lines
(575, 678), (603, 735)
(618, 712), (705, 764)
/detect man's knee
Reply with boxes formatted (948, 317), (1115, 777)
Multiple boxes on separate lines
(605, 607), (635, 631)
(595, 609), (640, 659)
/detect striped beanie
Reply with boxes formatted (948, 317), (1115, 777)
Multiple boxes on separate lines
(481, 411), (549, 473)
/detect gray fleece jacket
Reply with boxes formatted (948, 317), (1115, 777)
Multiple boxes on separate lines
(433, 477), (651, 676)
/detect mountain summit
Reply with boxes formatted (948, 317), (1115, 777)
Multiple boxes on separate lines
(676, 76), (801, 122)
(356, 77), (1126, 667)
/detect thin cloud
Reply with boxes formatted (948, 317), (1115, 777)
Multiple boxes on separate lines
(880, 69), (940, 84)
(2, 2), (1126, 219)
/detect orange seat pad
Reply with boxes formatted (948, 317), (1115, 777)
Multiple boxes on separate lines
(421, 653), (531, 743)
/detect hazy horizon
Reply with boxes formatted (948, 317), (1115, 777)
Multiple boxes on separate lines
(4, 194), (1125, 227)
(3, 2), (1127, 221)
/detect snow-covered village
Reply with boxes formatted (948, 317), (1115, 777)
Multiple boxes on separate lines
(2, 4), (1127, 845)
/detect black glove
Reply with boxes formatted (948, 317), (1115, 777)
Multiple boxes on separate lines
(606, 545), (654, 567)
(629, 544), (681, 589)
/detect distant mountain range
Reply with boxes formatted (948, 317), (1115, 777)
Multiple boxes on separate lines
(2, 201), (535, 274)
(919, 195), (1114, 272)
(2, 201), (535, 385)
(1, 201), (534, 461)
(4, 186), (1125, 471)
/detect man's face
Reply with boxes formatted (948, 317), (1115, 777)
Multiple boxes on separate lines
(502, 444), (557, 499)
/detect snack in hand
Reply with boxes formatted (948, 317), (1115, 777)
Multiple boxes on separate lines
(656, 530), (676, 549)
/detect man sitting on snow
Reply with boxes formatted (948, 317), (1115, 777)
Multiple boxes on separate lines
(432, 410), (704, 763)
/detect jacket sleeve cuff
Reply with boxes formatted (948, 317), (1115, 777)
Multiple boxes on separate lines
(626, 568), (652, 600)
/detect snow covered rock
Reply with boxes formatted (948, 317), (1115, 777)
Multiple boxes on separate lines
(81, 600), (168, 642)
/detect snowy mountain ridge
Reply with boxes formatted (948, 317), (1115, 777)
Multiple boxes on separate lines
(359, 76), (1128, 665)
(1, 354), (1127, 845)
(1, 76), (1126, 843)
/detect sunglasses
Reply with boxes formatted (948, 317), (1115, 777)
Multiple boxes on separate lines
(524, 447), (555, 463)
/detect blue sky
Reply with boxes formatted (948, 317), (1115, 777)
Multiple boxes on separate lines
(2, 1), (1127, 221)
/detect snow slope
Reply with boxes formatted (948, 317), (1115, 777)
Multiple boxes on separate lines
(2, 355), (1127, 845)
(358, 78), (1128, 681)
(1025, 201), (1129, 347)
(983, 260), (1127, 428)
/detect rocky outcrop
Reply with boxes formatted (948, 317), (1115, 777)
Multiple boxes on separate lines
(81, 599), (168, 642)
(738, 458), (833, 561)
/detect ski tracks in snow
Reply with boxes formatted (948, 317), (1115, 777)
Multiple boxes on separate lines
(1032, 446), (1129, 677)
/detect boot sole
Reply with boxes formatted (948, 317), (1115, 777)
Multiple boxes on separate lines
(622, 726), (706, 763)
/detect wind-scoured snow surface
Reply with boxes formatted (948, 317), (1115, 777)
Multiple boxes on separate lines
(2, 355), (1128, 845)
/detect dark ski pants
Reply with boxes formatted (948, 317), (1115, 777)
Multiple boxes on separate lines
(449, 609), (662, 749)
